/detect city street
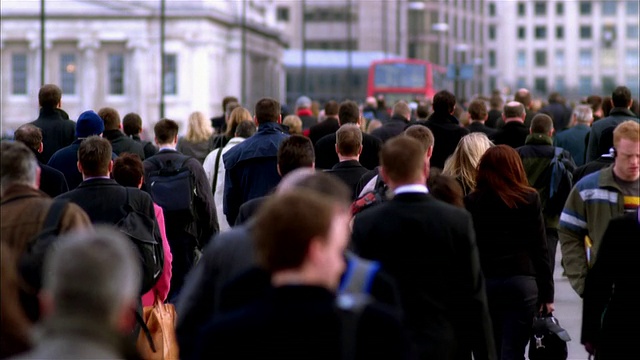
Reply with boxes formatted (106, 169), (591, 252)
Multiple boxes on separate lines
(548, 249), (590, 360)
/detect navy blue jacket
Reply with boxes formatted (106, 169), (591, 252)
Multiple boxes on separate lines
(48, 139), (117, 190)
(222, 122), (288, 226)
(554, 124), (591, 167)
(30, 108), (76, 163)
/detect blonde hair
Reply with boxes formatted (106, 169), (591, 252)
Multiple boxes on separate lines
(442, 132), (493, 194)
(185, 111), (214, 143)
(225, 107), (253, 138)
(613, 120), (640, 147)
(283, 115), (303, 135)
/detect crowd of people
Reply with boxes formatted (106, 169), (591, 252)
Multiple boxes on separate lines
(1, 83), (638, 360)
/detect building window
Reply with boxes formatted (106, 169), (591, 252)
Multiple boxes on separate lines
(489, 25), (496, 40)
(580, 25), (592, 39)
(517, 2), (525, 16)
(108, 53), (125, 95)
(556, 26), (564, 39)
(626, 48), (639, 67)
(555, 49), (565, 67)
(517, 50), (526, 68)
(579, 77), (592, 96)
(60, 53), (76, 95)
(489, 50), (496, 68)
(534, 2), (546, 15)
(627, 0), (639, 15)
(305, 40), (357, 50)
(602, 1), (617, 15)
(626, 77), (640, 96)
(304, 6), (357, 22)
(534, 77), (547, 94)
(11, 53), (28, 95)
(602, 76), (617, 94)
(556, 2), (564, 15)
(535, 50), (547, 66)
(163, 54), (177, 95)
(579, 49), (593, 66)
(555, 77), (566, 93)
(516, 77), (526, 89)
(276, 6), (289, 21)
(580, 1), (592, 15)
(517, 26), (526, 39)
(627, 24), (639, 39)
(535, 26), (547, 39)
(489, 76), (497, 92)
(489, 2), (496, 16)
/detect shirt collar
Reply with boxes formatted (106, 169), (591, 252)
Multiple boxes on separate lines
(159, 146), (176, 152)
(394, 184), (429, 195)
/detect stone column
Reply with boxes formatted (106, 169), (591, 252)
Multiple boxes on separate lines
(78, 37), (100, 112)
(126, 37), (150, 123)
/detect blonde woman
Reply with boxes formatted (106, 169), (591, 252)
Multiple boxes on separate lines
(442, 132), (493, 196)
(212, 106), (252, 149)
(177, 111), (215, 164)
(283, 115), (302, 135)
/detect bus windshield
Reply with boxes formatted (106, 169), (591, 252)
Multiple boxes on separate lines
(373, 63), (426, 88)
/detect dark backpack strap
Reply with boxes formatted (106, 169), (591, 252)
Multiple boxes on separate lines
(211, 148), (224, 194)
(42, 199), (70, 235)
(336, 293), (373, 360)
(135, 309), (157, 353)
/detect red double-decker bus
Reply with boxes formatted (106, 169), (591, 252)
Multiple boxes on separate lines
(367, 58), (446, 104)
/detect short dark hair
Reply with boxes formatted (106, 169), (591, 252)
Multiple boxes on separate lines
(530, 114), (554, 134)
(324, 100), (339, 116)
(489, 94), (503, 109)
(98, 107), (121, 131)
(154, 119), (179, 144)
(404, 125), (434, 152)
(112, 153), (144, 188)
(38, 84), (62, 109)
(427, 171), (464, 208)
(253, 191), (335, 273)
(611, 86), (632, 108)
(433, 90), (456, 114)
(335, 124), (362, 157)
(254, 98), (280, 124)
(235, 119), (257, 138)
(416, 103), (430, 118)
(78, 136), (112, 177)
(14, 124), (43, 152)
(122, 113), (142, 136)
(338, 100), (360, 124)
(468, 99), (488, 121)
(380, 136), (425, 183)
(277, 135), (314, 176)
(222, 96), (239, 112)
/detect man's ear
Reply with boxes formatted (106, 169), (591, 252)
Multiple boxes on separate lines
(277, 164), (282, 177)
(77, 161), (83, 174)
(38, 290), (54, 319)
(426, 145), (434, 160)
(335, 143), (339, 156)
(35, 165), (42, 189)
(108, 160), (114, 173)
(379, 166), (390, 186)
(38, 142), (44, 154)
(358, 144), (363, 155)
(278, 114), (282, 124)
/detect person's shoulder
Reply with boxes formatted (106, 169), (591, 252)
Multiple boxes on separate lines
(316, 133), (336, 146)
(362, 132), (383, 145)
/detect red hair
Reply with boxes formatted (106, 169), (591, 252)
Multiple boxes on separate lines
(475, 145), (536, 208)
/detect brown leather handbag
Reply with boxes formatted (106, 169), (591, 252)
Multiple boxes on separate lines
(136, 293), (179, 360)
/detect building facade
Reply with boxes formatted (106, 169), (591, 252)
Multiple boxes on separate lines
(1, 0), (286, 134)
(485, 0), (640, 100)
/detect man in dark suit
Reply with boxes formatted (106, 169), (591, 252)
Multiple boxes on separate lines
(98, 107), (146, 160)
(351, 136), (495, 360)
(325, 124), (369, 200)
(14, 124), (69, 197)
(466, 99), (497, 138)
(370, 101), (412, 143)
(315, 100), (382, 170)
(29, 84), (76, 164)
(515, 88), (538, 128)
(308, 100), (340, 145)
(419, 90), (469, 170)
(490, 101), (530, 149)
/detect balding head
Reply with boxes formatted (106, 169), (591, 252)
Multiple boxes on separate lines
(530, 114), (554, 135)
(502, 101), (526, 122)
(514, 88), (532, 108)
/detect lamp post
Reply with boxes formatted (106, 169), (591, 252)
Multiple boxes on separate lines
(160, 0), (166, 118)
(454, 43), (469, 101)
(431, 22), (449, 67)
(40, 0), (45, 85)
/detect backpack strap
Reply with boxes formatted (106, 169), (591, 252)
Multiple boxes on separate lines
(41, 199), (70, 236)
(335, 293), (373, 360)
(339, 253), (380, 295)
(211, 148), (224, 194)
(549, 147), (564, 199)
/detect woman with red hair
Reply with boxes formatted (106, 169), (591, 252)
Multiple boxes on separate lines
(464, 145), (554, 359)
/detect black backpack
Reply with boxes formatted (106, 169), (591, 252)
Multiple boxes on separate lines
(351, 174), (388, 216)
(146, 155), (197, 222)
(529, 312), (571, 360)
(116, 188), (164, 295)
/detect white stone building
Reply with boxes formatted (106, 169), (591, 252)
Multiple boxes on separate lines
(485, 0), (640, 100)
(1, 0), (286, 134)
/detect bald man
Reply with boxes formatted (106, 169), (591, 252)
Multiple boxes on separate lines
(490, 101), (530, 148)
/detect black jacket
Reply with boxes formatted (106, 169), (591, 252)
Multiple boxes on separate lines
(103, 130), (146, 160)
(30, 108), (76, 164)
(466, 122), (497, 138)
(315, 131), (382, 170)
(352, 192), (495, 360)
(308, 117), (339, 145)
(324, 160), (369, 200)
(419, 113), (469, 170)
(490, 121), (529, 149)
(370, 115), (409, 143)
(131, 134), (158, 159)
(39, 162), (69, 198)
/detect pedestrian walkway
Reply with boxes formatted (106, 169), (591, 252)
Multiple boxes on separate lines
(549, 248), (589, 360)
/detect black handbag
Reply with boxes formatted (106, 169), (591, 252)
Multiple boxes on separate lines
(529, 312), (571, 360)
